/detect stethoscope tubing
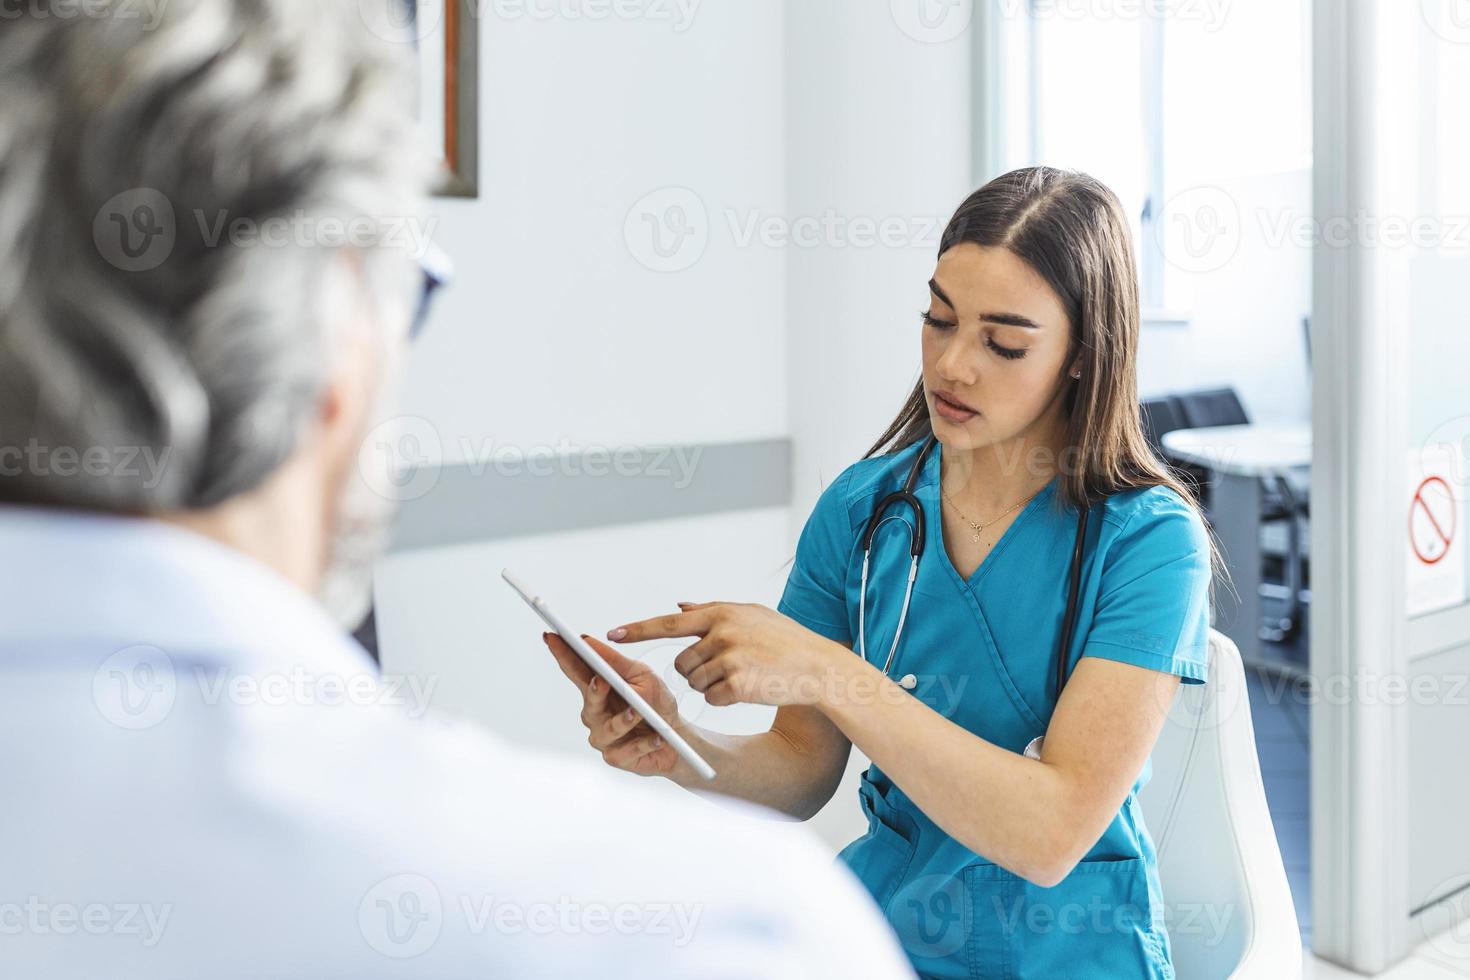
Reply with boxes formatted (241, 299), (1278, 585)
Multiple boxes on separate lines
(857, 436), (1090, 699)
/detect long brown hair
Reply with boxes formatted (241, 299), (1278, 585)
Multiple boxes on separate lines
(868, 167), (1223, 577)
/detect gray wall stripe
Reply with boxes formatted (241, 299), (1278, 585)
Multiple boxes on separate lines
(387, 438), (793, 553)
(1409, 601), (1470, 661)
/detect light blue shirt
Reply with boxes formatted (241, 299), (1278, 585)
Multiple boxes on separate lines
(777, 440), (1212, 979)
(0, 506), (915, 979)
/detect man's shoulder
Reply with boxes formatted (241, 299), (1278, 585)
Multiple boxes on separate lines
(244, 707), (915, 975)
(3, 660), (913, 977)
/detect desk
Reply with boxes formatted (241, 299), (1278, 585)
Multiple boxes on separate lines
(1162, 423), (1311, 670)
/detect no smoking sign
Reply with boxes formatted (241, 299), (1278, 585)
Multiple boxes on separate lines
(1407, 448), (1467, 617)
(1410, 476), (1456, 565)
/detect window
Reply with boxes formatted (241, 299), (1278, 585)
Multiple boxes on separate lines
(980, 0), (1312, 314)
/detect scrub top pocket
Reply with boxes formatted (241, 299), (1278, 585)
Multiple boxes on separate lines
(964, 856), (1173, 980)
(837, 769), (918, 915)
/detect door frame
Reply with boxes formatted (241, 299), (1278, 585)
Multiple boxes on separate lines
(1310, 0), (1413, 969)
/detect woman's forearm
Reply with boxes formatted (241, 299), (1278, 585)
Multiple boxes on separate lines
(663, 723), (846, 821)
(815, 656), (1084, 885)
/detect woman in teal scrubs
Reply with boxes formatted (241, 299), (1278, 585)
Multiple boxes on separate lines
(543, 166), (1216, 979)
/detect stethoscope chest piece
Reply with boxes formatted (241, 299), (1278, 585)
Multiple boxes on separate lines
(899, 674), (917, 691)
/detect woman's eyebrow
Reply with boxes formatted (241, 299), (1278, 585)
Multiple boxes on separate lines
(980, 311), (1042, 330)
(928, 278), (1042, 330)
(927, 278), (955, 309)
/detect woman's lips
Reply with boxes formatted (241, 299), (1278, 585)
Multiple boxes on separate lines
(933, 391), (978, 423)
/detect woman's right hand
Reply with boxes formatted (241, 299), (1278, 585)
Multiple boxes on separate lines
(541, 632), (686, 777)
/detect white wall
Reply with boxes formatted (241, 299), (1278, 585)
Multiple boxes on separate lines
(377, 0), (798, 820)
(1398, 0), (1470, 944)
(405, 0), (787, 462)
(784, 0), (975, 526)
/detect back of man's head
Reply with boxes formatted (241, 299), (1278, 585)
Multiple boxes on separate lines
(0, 0), (425, 515)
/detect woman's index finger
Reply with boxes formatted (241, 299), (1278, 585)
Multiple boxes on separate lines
(606, 608), (714, 644)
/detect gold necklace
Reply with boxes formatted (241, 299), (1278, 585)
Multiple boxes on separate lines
(942, 487), (1041, 544)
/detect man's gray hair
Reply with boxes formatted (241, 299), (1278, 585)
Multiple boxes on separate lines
(0, 0), (428, 512)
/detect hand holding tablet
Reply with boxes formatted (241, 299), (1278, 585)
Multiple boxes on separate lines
(503, 570), (717, 781)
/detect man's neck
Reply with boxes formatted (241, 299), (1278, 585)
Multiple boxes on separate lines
(157, 461), (328, 599)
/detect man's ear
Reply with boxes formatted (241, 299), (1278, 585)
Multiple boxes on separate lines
(313, 251), (382, 469)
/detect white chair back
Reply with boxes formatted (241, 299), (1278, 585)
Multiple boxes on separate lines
(1137, 630), (1303, 979)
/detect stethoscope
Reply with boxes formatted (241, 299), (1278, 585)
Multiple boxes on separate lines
(857, 437), (1091, 703)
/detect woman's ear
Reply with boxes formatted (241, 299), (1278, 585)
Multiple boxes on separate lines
(1066, 341), (1084, 381)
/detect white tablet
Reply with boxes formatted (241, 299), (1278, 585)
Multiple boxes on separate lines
(502, 570), (717, 781)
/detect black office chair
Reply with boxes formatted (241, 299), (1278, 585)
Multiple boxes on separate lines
(1173, 388), (1308, 643)
(1175, 387), (1249, 429)
(1141, 395), (1208, 504)
(1141, 395), (1188, 451)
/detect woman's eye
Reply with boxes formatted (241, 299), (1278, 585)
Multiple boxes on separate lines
(922, 311), (1027, 359)
(986, 338), (1028, 361)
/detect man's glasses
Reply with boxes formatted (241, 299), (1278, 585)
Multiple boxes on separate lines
(410, 243), (453, 341)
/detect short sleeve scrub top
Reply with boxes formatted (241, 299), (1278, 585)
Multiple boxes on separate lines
(777, 439), (1212, 980)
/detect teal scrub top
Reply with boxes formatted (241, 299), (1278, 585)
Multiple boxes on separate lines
(777, 439), (1212, 980)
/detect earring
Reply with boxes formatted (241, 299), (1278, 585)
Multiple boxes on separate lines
(1071, 370), (1082, 380)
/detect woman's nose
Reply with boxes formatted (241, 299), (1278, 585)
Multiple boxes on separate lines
(936, 338), (979, 386)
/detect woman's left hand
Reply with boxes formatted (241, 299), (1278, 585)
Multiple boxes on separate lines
(606, 602), (845, 708)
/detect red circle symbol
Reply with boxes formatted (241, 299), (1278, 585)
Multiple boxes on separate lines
(1410, 476), (1457, 566)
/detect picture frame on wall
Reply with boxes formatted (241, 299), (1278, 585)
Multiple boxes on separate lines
(407, 0), (479, 198)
